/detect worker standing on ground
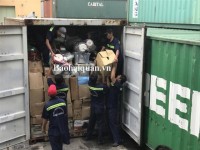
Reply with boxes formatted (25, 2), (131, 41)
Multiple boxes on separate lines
(42, 85), (70, 150)
(45, 26), (67, 66)
(101, 29), (123, 75)
(107, 61), (127, 147)
(85, 74), (108, 144)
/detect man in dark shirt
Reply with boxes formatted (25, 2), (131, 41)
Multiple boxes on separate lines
(42, 85), (70, 150)
(102, 29), (123, 76)
(46, 26), (67, 57)
(107, 62), (127, 147)
(86, 74), (108, 144)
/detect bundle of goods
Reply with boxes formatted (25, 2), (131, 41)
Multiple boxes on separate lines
(28, 45), (41, 61)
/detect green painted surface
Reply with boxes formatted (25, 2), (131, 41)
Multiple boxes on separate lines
(0, 6), (15, 24)
(128, 0), (200, 25)
(144, 28), (200, 150)
(55, 0), (127, 19)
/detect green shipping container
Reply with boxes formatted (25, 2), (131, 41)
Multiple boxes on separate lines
(144, 28), (200, 150)
(53, 0), (127, 19)
(128, 0), (200, 28)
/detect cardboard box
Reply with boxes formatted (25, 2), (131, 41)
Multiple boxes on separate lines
(69, 76), (79, 101)
(31, 115), (43, 125)
(73, 100), (82, 109)
(82, 106), (91, 120)
(82, 98), (91, 107)
(79, 85), (90, 99)
(96, 49), (115, 75)
(29, 72), (44, 89)
(43, 76), (48, 91)
(68, 103), (73, 118)
(30, 102), (45, 117)
(28, 61), (43, 73)
(44, 67), (50, 76)
(29, 89), (44, 106)
(44, 91), (50, 102)
(73, 109), (82, 120)
(67, 89), (71, 104)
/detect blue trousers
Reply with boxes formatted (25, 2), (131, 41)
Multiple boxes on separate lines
(86, 107), (105, 141)
(49, 135), (63, 150)
(108, 108), (121, 143)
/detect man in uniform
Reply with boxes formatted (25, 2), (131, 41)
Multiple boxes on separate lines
(85, 74), (108, 144)
(45, 26), (67, 60)
(107, 62), (127, 147)
(42, 85), (70, 150)
(101, 29), (123, 76)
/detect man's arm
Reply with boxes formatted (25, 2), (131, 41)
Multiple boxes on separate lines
(111, 62), (118, 83)
(46, 38), (54, 56)
(42, 119), (48, 133)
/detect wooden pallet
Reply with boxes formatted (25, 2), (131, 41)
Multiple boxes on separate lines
(30, 125), (49, 144)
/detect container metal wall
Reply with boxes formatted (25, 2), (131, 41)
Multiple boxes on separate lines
(0, 26), (30, 149)
(144, 28), (200, 150)
(128, 0), (200, 26)
(53, 0), (127, 19)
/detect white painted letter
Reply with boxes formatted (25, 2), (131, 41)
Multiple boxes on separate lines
(190, 91), (200, 138)
(150, 75), (167, 118)
(168, 82), (190, 131)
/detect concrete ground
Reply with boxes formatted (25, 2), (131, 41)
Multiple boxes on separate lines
(29, 134), (141, 150)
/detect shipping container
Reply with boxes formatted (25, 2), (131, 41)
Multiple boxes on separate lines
(128, 0), (200, 29)
(52, 0), (127, 19)
(143, 28), (200, 150)
(1, 18), (200, 150)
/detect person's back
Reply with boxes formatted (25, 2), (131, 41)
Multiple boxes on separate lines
(42, 85), (70, 150)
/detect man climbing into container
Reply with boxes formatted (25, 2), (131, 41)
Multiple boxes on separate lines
(107, 61), (127, 147)
(42, 84), (70, 150)
(101, 28), (123, 76)
(45, 26), (67, 63)
(85, 73), (108, 145)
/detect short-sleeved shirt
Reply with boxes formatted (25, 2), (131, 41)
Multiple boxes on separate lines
(46, 26), (57, 44)
(42, 97), (68, 137)
(107, 81), (123, 109)
(105, 37), (123, 63)
(88, 82), (108, 109)
(47, 78), (69, 103)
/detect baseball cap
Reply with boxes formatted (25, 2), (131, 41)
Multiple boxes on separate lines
(48, 84), (57, 96)
(58, 27), (67, 38)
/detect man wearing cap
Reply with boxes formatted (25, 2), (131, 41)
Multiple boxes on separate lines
(46, 26), (67, 57)
(101, 29), (123, 76)
(42, 85), (70, 150)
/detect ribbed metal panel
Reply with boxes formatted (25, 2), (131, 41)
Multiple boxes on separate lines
(129, 0), (200, 25)
(144, 28), (200, 150)
(54, 0), (127, 19)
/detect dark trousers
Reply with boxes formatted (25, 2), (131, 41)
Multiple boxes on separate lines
(86, 107), (104, 141)
(35, 34), (49, 65)
(108, 108), (121, 143)
(49, 135), (63, 150)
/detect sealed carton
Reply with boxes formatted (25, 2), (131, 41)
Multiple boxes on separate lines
(68, 103), (73, 118)
(31, 115), (43, 125)
(30, 102), (45, 117)
(79, 85), (90, 99)
(96, 49), (115, 75)
(29, 72), (43, 89)
(73, 100), (82, 109)
(28, 61), (43, 73)
(69, 76), (79, 101)
(82, 106), (91, 120)
(29, 88), (44, 106)
(73, 109), (82, 120)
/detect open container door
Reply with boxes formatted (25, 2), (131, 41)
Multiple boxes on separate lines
(0, 26), (29, 149)
(122, 26), (145, 145)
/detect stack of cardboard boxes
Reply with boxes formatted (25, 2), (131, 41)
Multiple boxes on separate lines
(29, 61), (46, 138)
(69, 76), (91, 137)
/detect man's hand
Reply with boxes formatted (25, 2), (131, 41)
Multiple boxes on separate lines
(113, 57), (118, 63)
